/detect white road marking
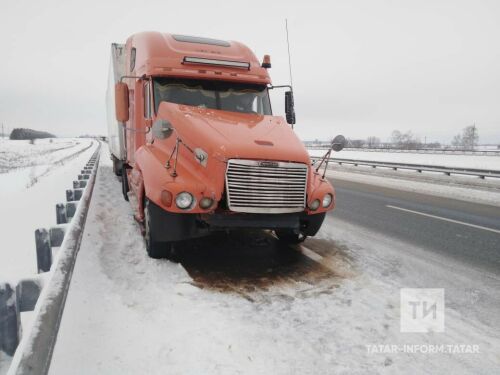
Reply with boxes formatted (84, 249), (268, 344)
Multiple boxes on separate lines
(386, 205), (500, 235)
(300, 245), (324, 262)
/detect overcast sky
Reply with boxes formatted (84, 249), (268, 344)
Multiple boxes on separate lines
(1, 0), (499, 143)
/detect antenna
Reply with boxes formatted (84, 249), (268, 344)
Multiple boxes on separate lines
(285, 19), (294, 88)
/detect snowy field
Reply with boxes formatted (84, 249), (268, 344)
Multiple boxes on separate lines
(309, 149), (500, 170)
(0, 138), (98, 281)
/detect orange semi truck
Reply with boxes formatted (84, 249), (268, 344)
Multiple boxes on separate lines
(106, 32), (344, 258)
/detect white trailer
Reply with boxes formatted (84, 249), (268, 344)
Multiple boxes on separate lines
(106, 43), (126, 175)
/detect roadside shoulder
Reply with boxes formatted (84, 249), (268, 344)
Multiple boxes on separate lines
(326, 168), (500, 208)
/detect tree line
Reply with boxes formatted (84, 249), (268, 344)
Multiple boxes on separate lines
(9, 128), (55, 140)
(345, 125), (479, 150)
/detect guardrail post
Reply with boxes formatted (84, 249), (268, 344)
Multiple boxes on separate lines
(65, 202), (77, 219)
(66, 189), (83, 202)
(55, 203), (67, 224)
(16, 278), (43, 312)
(35, 229), (52, 273)
(74, 180), (87, 188)
(74, 188), (83, 200)
(0, 282), (21, 356)
(49, 226), (66, 247)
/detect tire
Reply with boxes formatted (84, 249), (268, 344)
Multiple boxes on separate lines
(275, 229), (307, 244)
(121, 166), (129, 201)
(112, 155), (122, 176)
(144, 199), (175, 259)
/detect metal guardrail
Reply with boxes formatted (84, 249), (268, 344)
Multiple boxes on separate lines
(307, 146), (500, 156)
(2, 142), (101, 375)
(312, 157), (500, 179)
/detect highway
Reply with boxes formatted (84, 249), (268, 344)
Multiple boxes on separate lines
(330, 178), (500, 275)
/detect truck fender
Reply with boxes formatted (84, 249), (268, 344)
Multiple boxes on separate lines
(129, 166), (145, 221)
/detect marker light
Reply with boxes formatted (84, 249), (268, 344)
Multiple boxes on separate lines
(175, 192), (194, 209)
(183, 56), (250, 70)
(261, 55), (271, 68)
(160, 190), (172, 207)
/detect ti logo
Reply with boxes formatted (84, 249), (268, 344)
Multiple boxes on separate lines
(400, 288), (445, 333)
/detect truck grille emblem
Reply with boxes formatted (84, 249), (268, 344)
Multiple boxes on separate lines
(258, 161), (279, 168)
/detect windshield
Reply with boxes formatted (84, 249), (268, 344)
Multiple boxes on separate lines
(153, 78), (272, 115)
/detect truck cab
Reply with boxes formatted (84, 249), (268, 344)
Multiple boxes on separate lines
(106, 32), (341, 258)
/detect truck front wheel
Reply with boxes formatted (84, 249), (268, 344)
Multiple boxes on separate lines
(144, 199), (175, 259)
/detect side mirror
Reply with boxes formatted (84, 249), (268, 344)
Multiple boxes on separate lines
(152, 119), (174, 140)
(285, 91), (296, 125)
(331, 135), (346, 152)
(115, 82), (129, 123)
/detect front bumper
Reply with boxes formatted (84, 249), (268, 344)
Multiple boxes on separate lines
(148, 200), (326, 242)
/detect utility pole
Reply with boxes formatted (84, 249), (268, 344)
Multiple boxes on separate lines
(1, 123), (4, 139)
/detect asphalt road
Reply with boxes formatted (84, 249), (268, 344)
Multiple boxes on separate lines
(329, 178), (500, 275)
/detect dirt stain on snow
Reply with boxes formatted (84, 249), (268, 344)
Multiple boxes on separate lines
(176, 230), (354, 299)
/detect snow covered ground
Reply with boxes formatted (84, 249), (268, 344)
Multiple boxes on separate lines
(309, 149), (500, 170)
(47, 146), (500, 374)
(0, 137), (98, 374)
(0, 138), (98, 281)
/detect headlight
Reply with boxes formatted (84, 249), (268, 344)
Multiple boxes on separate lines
(309, 199), (320, 211)
(322, 193), (333, 208)
(175, 192), (194, 209)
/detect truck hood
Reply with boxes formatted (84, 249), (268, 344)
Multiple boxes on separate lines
(157, 102), (310, 164)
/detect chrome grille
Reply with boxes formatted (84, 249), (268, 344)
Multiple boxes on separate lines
(225, 159), (308, 213)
